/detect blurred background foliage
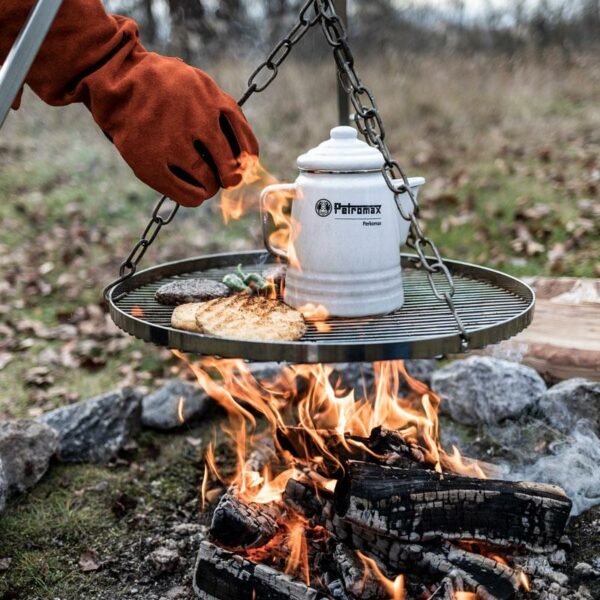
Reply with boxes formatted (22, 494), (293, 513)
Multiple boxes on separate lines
(107, 0), (600, 61)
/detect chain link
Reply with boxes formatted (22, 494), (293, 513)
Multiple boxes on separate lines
(315, 0), (469, 349)
(105, 0), (470, 350)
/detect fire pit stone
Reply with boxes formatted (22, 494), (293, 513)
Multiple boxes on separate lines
(39, 387), (142, 463)
(0, 419), (58, 496)
(142, 379), (212, 430)
(432, 356), (547, 425)
(145, 545), (181, 576)
(536, 378), (600, 435)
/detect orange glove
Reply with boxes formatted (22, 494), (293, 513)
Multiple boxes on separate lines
(0, 0), (258, 207)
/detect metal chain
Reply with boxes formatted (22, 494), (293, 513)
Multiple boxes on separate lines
(104, 0), (321, 302)
(315, 0), (469, 350)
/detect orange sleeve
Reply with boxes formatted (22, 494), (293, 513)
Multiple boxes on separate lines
(0, 0), (140, 107)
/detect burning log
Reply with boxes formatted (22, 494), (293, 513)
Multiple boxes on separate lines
(332, 543), (388, 600)
(209, 441), (283, 550)
(193, 539), (331, 600)
(284, 478), (522, 600)
(276, 425), (426, 475)
(334, 461), (572, 552)
(210, 491), (282, 550)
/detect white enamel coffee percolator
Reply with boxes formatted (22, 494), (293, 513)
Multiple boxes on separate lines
(260, 126), (425, 318)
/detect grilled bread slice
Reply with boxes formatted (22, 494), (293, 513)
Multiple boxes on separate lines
(195, 295), (306, 341)
(171, 303), (203, 333)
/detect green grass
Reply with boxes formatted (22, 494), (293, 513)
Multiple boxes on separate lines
(0, 427), (215, 599)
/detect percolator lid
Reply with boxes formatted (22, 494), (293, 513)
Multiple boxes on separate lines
(297, 126), (385, 172)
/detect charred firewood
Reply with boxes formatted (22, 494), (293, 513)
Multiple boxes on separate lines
(194, 539), (332, 600)
(331, 517), (518, 600)
(276, 427), (364, 475)
(283, 477), (335, 521)
(209, 491), (282, 550)
(367, 426), (427, 467)
(285, 479), (520, 600)
(245, 439), (277, 473)
(334, 461), (572, 552)
(209, 438), (281, 550)
(332, 543), (388, 600)
(420, 546), (519, 600)
(277, 426), (426, 476)
(323, 575), (353, 600)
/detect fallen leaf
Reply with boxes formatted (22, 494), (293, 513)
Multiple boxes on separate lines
(0, 352), (12, 371)
(24, 366), (54, 387)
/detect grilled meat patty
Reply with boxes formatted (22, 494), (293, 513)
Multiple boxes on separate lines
(195, 295), (306, 341)
(156, 279), (231, 305)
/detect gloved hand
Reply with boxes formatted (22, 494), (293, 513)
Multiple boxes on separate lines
(0, 0), (258, 207)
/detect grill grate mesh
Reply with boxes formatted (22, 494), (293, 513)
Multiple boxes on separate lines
(108, 251), (534, 363)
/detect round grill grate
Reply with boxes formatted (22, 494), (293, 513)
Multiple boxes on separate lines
(107, 251), (534, 363)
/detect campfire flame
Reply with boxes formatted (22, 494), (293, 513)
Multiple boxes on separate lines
(220, 152), (301, 270)
(357, 551), (405, 600)
(178, 355), (488, 509)
(284, 518), (311, 586)
(518, 570), (531, 592)
(172, 354), (534, 594)
(176, 395), (186, 424)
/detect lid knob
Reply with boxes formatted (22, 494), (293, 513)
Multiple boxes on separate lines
(330, 126), (358, 140)
(296, 124), (384, 172)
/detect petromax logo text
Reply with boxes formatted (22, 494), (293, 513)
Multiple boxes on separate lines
(315, 199), (382, 217)
(334, 202), (382, 215)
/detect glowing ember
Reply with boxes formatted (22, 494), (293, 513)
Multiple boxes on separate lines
(131, 306), (144, 317)
(454, 593), (476, 600)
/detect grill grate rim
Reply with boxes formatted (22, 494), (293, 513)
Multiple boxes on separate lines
(108, 251), (534, 362)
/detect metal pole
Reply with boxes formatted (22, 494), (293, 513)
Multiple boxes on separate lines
(0, 0), (64, 128)
(334, 0), (350, 126)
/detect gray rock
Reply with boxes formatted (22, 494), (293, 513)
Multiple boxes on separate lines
(537, 379), (600, 434)
(40, 388), (142, 463)
(431, 356), (546, 425)
(247, 362), (284, 382)
(142, 380), (212, 430)
(0, 420), (58, 496)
